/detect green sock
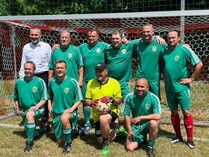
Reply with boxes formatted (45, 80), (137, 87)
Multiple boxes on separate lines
(63, 127), (71, 144)
(148, 139), (156, 147)
(26, 122), (36, 142)
(83, 105), (91, 124)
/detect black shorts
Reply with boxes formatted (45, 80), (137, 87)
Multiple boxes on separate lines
(94, 111), (118, 137)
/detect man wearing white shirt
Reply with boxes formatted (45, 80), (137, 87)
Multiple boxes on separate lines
(19, 27), (52, 129)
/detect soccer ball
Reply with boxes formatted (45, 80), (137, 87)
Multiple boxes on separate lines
(95, 100), (111, 114)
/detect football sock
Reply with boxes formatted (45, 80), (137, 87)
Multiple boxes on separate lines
(63, 127), (72, 144)
(171, 114), (182, 137)
(114, 123), (120, 130)
(26, 122), (36, 142)
(148, 139), (156, 147)
(184, 115), (193, 141)
(35, 127), (46, 136)
(103, 137), (109, 146)
(83, 105), (91, 124)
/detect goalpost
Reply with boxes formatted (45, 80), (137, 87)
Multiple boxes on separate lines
(0, 10), (208, 123)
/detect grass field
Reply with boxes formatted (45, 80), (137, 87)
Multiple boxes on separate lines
(0, 116), (209, 157)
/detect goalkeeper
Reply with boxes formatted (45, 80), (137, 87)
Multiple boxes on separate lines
(13, 61), (48, 152)
(85, 62), (122, 155)
(122, 78), (161, 157)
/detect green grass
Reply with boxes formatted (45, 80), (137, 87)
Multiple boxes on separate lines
(0, 116), (209, 157)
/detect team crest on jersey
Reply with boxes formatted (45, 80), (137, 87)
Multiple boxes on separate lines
(152, 46), (157, 52)
(32, 87), (37, 93)
(96, 48), (101, 53)
(145, 103), (150, 110)
(174, 55), (179, 61)
(122, 49), (126, 54)
(64, 88), (69, 93)
(68, 53), (72, 58)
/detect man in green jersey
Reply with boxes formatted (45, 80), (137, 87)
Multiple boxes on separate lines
(85, 62), (122, 155)
(79, 29), (108, 133)
(134, 24), (167, 98)
(13, 61), (48, 152)
(162, 29), (203, 149)
(48, 30), (83, 86)
(122, 78), (161, 157)
(48, 60), (83, 154)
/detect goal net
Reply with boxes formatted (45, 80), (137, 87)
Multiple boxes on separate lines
(0, 11), (208, 122)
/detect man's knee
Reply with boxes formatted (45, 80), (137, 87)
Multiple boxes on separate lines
(171, 109), (179, 116)
(61, 113), (71, 125)
(149, 120), (158, 130)
(26, 111), (35, 121)
(182, 109), (190, 117)
(99, 114), (111, 126)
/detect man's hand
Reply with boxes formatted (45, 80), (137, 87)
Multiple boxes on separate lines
(180, 78), (193, 85)
(127, 132), (135, 144)
(52, 44), (60, 50)
(29, 106), (39, 111)
(155, 35), (165, 45)
(122, 37), (128, 44)
(17, 108), (24, 115)
(64, 108), (74, 113)
(100, 96), (114, 104)
(132, 117), (141, 124)
(90, 99), (99, 107)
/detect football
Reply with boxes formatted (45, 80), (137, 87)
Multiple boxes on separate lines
(95, 100), (111, 114)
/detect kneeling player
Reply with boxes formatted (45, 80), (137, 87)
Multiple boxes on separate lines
(122, 78), (161, 157)
(48, 60), (82, 154)
(13, 61), (47, 152)
(85, 63), (122, 155)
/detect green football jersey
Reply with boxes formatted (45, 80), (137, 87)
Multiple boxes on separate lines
(134, 37), (167, 81)
(162, 44), (201, 92)
(122, 91), (161, 126)
(104, 42), (134, 81)
(48, 45), (83, 80)
(13, 76), (47, 111)
(79, 41), (108, 82)
(48, 76), (83, 114)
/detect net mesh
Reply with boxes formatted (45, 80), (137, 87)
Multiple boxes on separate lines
(0, 15), (208, 121)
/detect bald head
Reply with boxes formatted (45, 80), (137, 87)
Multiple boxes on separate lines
(135, 78), (149, 97)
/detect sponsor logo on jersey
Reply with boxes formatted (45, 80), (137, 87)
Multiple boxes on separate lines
(64, 88), (69, 93)
(96, 48), (101, 53)
(122, 49), (126, 54)
(152, 46), (157, 52)
(174, 55), (179, 61)
(32, 87), (37, 92)
(145, 103), (150, 110)
(68, 53), (72, 58)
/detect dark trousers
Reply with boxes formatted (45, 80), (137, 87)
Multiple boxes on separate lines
(35, 71), (49, 125)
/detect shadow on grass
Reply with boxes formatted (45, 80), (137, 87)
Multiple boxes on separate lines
(13, 130), (26, 139)
(158, 126), (175, 138)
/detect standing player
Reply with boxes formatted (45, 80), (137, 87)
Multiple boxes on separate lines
(19, 27), (51, 129)
(134, 24), (167, 98)
(162, 29), (203, 149)
(13, 61), (47, 152)
(48, 30), (83, 87)
(79, 29), (108, 133)
(85, 62), (122, 155)
(48, 60), (83, 154)
(122, 78), (161, 157)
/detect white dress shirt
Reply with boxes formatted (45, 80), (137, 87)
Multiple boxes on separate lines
(19, 41), (52, 77)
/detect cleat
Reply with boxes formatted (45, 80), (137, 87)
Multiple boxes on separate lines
(24, 141), (33, 152)
(102, 145), (109, 155)
(147, 146), (155, 157)
(187, 139), (195, 149)
(170, 136), (183, 144)
(62, 141), (72, 154)
(83, 124), (91, 133)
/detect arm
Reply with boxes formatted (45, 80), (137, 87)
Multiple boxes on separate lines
(48, 69), (53, 83)
(78, 66), (83, 87)
(14, 99), (23, 115)
(19, 48), (26, 77)
(29, 100), (46, 111)
(180, 61), (203, 84)
(64, 100), (81, 113)
(132, 113), (161, 124)
(124, 115), (134, 143)
(48, 99), (53, 117)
